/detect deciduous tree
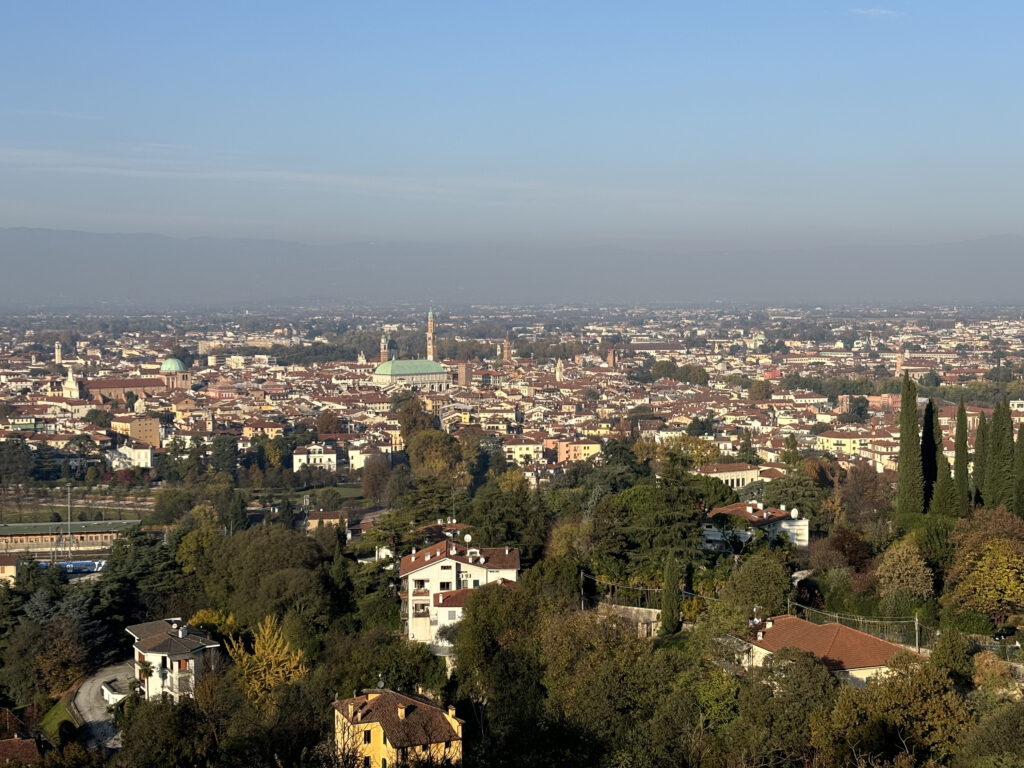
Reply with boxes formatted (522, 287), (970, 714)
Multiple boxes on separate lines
(226, 614), (307, 711)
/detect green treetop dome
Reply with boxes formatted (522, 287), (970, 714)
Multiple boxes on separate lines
(160, 357), (187, 373)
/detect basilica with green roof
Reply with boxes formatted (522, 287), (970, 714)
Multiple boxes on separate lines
(371, 310), (451, 391)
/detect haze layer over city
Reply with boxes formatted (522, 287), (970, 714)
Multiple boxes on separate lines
(2, 3), (1024, 768)
(3, 3), (1024, 306)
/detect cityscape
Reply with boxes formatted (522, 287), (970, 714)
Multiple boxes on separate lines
(3, 2), (1024, 767)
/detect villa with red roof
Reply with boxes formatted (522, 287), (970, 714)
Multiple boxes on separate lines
(702, 500), (810, 551)
(398, 542), (519, 653)
(738, 614), (915, 686)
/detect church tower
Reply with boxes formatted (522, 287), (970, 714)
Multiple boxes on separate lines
(380, 333), (389, 364)
(54, 341), (62, 365)
(426, 309), (436, 362)
(62, 367), (81, 399)
(503, 331), (511, 365)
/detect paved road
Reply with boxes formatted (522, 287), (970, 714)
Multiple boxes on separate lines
(73, 661), (134, 749)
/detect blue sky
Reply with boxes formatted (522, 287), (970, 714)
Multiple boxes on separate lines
(2, 1), (1022, 251)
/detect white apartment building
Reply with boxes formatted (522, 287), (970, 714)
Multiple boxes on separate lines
(292, 442), (338, 472)
(398, 542), (519, 653)
(126, 619), (221, 703)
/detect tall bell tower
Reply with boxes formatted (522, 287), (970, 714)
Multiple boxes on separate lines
(380, 333), (389, 364)
(426, 308), (436, 362)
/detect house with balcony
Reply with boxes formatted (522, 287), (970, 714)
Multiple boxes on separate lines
(398, 542), (519, 653)
(701, 500), (810, 552)
(126, 618), (221, 702)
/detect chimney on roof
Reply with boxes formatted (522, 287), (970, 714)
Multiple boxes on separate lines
(448, 705), (456, 718)
(757, 630), (764, 641)
(780, 504), (786, 512)
(504, 547), (510, 555)
(757, 502), (764, 510)
(745, 506), (753, 514)
(347, 702), (354, 718)
(398, 704), (407, 720)
(766, 619), (774, 629)
(178, 624), (188, 638)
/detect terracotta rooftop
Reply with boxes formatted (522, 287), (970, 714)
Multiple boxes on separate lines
(0, 736), (39, 765)
(399, 542), (520, 577)
(332, 689), (460, 748)
(748, 614), (911, 671)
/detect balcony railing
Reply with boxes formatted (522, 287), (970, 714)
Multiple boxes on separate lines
(412, 588), (429, 596)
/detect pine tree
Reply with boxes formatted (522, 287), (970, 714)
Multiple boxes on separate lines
(921, 399), (939, 512)
(896, 374), (924, 517)
(660, 556), (680, 636)
(929, 456), (958, 517)
(1015, 423), (1024, 519)
(986, 399), (1015, 511)
(781, 434), (801, 466)
(954, 398), (970, 515)
(737, 430), (761, 465)
(973, 412), (988, 507)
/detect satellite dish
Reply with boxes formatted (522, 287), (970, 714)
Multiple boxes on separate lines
(464, 534), (472, 544)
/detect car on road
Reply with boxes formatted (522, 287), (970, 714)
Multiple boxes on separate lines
(993, 626), (1017, 642)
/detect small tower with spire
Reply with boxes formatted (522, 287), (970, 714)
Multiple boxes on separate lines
(426, 308), (436, 362)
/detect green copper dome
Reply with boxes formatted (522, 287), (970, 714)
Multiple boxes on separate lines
(160, 357), (187, 373)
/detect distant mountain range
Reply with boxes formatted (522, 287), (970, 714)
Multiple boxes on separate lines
(1, 227), (1022, 309)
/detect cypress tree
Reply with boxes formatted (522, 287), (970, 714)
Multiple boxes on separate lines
(929, 455), (958, 517)
(1015, 423), (1024, 519)
(987, 399), (1015, 511)
(921, 399), (939, 512)
(973, 412), (988, 507)
(954, 398), (970, 515)
(896, 374), (924, 517)
(660, 556), (681, 636)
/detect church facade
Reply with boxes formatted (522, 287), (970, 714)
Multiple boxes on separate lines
(62, 357), (193, 403)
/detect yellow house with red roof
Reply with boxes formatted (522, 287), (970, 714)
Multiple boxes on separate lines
(333, 688), (462, 768)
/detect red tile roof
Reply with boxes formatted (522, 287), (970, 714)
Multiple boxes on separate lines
(399, 542), (520, 577)
(749, 615), (911, 671)
(332, 690), (460, 748)
(0, 736), (39, 765)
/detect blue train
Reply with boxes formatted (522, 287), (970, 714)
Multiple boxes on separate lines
(38, 560), (107, 574)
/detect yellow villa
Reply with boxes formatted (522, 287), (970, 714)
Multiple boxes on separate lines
(334, 688), (463, 767)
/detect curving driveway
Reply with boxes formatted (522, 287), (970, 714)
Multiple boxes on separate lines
(72, 661), (134, 749)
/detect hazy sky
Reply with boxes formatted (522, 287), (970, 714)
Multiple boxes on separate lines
(2, 2), (1022, 251)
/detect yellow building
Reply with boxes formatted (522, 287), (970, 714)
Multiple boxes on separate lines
(334, 689), (462, 767)
(0, 554), (21, 586)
